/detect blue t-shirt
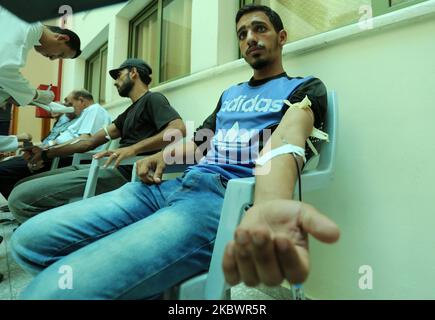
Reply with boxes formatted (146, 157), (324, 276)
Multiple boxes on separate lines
(41, 114), (76, 146)
(190, 73), (327, 180)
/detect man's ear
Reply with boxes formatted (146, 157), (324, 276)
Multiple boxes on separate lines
(130, 67), (139, 79)
(278, 30), (287, 47)
(55, 34), (70, 42)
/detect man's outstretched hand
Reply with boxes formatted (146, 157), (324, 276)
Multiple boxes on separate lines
(222, 200), (340, 287)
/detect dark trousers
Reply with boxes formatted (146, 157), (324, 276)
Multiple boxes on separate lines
(0, 121), (10, 135)
(0, 156), (72, 199)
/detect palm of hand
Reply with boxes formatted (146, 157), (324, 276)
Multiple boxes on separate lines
(224, 199), (339, 286)
(242, 201), (309, 251)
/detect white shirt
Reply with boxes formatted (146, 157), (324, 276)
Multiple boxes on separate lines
(55, 103), (112, 151)
(0, 6), (43, 106)
(0, 135), (18, 152)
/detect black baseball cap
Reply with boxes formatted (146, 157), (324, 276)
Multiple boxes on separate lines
(109, 58), (153, 80)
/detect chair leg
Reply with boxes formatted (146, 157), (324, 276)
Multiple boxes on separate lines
(164, 286), (180, 300)
(0, 236), (2, 283)
(82, 158), (101, 199)
(224, 288), (231, 300)
(291, 284), (306, 300)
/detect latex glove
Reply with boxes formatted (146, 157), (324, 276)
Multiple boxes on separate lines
(33, 89), (55, 105)
(39, 102), (74, 113)
(16, 133), (33, 142)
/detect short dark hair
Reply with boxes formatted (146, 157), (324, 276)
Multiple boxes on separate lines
(127, 67), (152, 86)
(72, 89), (94, 102)
(46, 25), (82, 58)
(236, 4), (284, 33)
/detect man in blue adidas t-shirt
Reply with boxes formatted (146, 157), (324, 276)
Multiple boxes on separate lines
(10, 4), (339, 299)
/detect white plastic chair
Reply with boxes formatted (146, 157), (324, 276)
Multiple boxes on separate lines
(166, 90), (338, 300)
(50, 139), (118, 171)
(103, 90), (336, 299)
(82, 155), (143, 199)
(83, 156), (187, 199)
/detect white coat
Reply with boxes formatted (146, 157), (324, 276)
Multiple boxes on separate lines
(0, 135), (18, 152)
(0, 6), (43, 107)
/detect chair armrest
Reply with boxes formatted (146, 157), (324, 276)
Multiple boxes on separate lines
(131, 162), (190, 182)
(72, 151), (101, 166)
(204, 177), (255, 299)
(82, 156), (144, 199)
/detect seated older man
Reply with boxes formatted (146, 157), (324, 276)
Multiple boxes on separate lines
(0, 89), (111, 199)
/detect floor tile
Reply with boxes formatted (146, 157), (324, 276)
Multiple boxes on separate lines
(231, 284), (275, 300)
(9, 268), (33, 300)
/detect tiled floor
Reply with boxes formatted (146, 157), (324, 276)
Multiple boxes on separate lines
(0, 207), (33, 300)
(0, 195), (287, 300)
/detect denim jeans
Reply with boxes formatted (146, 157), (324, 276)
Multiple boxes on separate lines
(10, 170), (227, 299)
(8, 164), (128, 223)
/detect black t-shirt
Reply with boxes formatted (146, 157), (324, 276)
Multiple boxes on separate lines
(193, 73), (327, 161)
(113, 91), (181, 179)
(113, 91), (181, 148)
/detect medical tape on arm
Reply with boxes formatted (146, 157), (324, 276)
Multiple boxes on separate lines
(255, 144), (306, 166)
(283, 95), (329, 155)
(103, 125), (112, 141)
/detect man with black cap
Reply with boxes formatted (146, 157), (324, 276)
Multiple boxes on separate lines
(7, 58), (185, 223)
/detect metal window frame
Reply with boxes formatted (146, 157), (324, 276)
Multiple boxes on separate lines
(84, 42), (108, 104)
(129, 1), (161, 84)
(129, 0), (194, 85)
(372, 0), (428, 16)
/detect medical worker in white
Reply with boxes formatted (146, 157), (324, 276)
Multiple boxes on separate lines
(0, 6), (82, 151)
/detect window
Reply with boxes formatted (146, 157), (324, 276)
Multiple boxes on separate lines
(129, 0), (192, 85)
(240, 0), (429, 43)
(372, 0), (428, 16)
(84, 43), (108, 105)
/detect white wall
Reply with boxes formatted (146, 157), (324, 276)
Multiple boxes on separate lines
(60, 1), (435, 299)
(300, 15), (435, 300)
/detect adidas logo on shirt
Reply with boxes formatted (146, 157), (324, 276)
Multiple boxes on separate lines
(221, 95), (284, 113)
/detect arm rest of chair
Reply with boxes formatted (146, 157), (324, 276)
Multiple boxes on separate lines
(300, 167), (335, 193)
(82, 156), (144, 199)
(131, 162), (190, 182)
(204, 177), (255, 299)
(52, 151), (107, 171)
(72, 151), (101, 166)
(50, 157), (60, 170)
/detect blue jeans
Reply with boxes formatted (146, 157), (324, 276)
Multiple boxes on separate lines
(10, 170), (227, 299)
